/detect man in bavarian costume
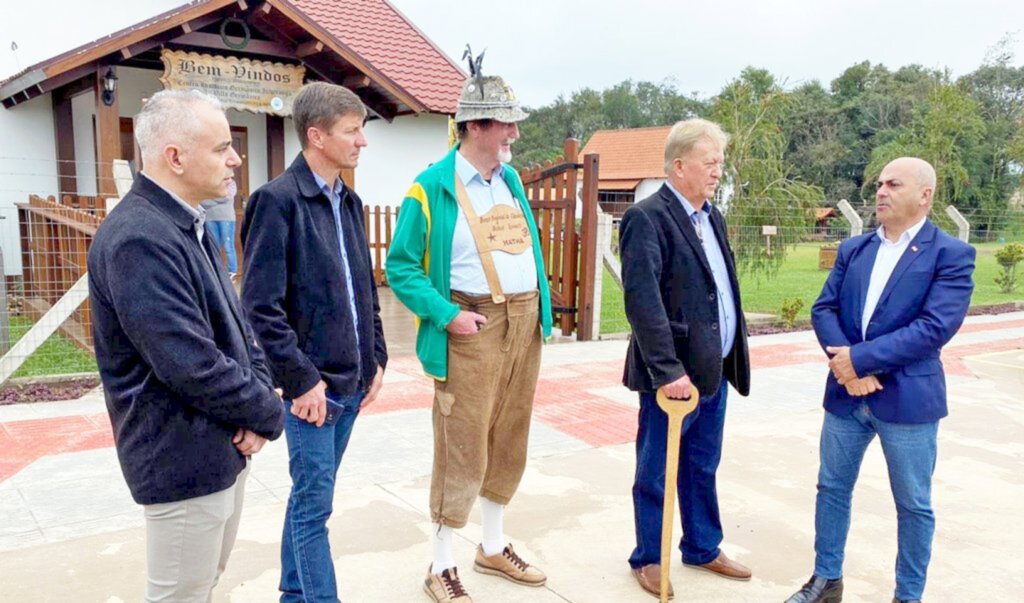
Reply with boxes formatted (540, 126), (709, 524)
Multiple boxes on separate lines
(386, 50), (552, 603)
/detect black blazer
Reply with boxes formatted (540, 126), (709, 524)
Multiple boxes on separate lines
(88, 175), (284, 505)
(620, 184), (751, 397)
(241, 154), (387, 399)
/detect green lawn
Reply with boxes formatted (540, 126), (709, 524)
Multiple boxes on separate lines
(4, 315), (98, 378)
(600, 241), (1024, 334)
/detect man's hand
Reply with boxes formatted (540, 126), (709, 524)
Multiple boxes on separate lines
(826, 345), (858, 384)
(659, 374), (693, 400)
(362, 365), (384, 409)
(292, 380), (328, 427)
(233, 428), (268, 455)
(843, 375), (884, 397)
(446, 310), (487, 335)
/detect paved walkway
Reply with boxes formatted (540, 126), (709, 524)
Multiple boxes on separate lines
(1, 314), (1022, 602)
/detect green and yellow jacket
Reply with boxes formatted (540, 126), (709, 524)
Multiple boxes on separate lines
(385, 146), (553, 380)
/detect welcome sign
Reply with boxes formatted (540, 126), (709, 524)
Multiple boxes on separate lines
(159, 49), (305, 115)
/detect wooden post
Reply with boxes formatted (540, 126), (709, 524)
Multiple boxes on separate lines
(576, 153), (600, 341)
(94, 66), (122, 199)
(267, 115), (286, 179)
(52, 88), (77, 196)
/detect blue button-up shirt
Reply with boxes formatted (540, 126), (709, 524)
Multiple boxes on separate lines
(312, 172), (360, 349)
(666, 182), (737, 356)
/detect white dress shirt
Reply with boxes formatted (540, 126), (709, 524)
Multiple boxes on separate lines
(861, 217), (927, 338)
(449, 151), (538, 295)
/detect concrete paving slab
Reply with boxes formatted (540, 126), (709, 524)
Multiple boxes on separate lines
(0, 313), (1020, 601)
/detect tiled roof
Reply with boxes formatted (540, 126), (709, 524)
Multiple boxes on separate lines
(581, 126), (671, 182)
(290, 0), (464, 114)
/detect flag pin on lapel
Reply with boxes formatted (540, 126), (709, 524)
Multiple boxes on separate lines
(911, 245), (919, 252)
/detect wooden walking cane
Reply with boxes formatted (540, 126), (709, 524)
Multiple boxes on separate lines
(656, 386), (700, 603)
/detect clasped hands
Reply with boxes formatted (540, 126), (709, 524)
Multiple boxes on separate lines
(825, 345), (883, 397)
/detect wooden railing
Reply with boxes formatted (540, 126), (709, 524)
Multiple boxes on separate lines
(16, 195), (102, 351)
(518, 138), (599, 340)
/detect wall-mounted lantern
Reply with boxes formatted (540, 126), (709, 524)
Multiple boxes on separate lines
(102, 68), (119, 106)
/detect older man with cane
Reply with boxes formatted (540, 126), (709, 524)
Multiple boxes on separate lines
(620, 118), (752, 600)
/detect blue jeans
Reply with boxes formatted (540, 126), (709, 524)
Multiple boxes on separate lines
(814, 404), (938, 601)
(279, 391), (363, 603)
(629, 380), (728, 568)
(205, 220), (238, 273)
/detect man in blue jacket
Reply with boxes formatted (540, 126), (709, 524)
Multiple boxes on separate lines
(88, 90), (284, 602)
(786, 157), (976, 603)
(241, 82), (387, 603)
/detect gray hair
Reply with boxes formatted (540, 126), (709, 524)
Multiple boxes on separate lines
(135, 89), (224, 163)
(293, 82), (367, 149)
(664, 118), (729, 173)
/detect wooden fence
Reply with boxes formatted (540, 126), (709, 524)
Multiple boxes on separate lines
(14, 139), (601, 350)
(16, 194), (103, 351)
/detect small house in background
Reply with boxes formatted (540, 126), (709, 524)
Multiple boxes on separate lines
(580, 125), (670, 218)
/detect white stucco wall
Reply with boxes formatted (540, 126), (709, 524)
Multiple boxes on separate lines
(0, 94), (58, 276)
(226, 109), (267, 195)
(360, 113), (449, 207)
(274, 112), (449, 209)
(71, 91), (98, 196)
(1, 64), (450, 275)
(635, 177), (666, 202)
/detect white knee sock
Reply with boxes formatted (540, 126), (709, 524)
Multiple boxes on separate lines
(431, 524), (456, 574)
(479, 497), (505, 557)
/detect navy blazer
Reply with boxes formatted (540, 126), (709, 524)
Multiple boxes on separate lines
(811, 220), (975, 423)
(88, 175), (284, 505)
(620, 184), (751, 398)
(241, 154), (387, 399)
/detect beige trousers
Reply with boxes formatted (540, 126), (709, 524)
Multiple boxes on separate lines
(430, 291), (542, 528)
(142, 463), (249, 603)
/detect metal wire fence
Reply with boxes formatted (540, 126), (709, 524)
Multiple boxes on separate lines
(1, 160), (1023, 381)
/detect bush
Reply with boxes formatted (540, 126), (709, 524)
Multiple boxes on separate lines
(779, 297), (805, 328)
(994, 242), (1024, 293)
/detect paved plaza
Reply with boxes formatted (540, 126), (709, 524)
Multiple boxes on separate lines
(1, 313), (1022, 602)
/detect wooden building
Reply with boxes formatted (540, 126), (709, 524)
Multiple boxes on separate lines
(0, 0), (464, 278)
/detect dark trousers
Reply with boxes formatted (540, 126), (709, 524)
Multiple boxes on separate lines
(629, 380), (728, 568)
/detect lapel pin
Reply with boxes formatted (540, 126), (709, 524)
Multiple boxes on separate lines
(911, 245), (919, 252)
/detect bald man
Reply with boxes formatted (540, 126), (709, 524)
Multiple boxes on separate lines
(785, 157), (975, 603)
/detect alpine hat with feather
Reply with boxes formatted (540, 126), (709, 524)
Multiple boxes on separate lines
(454, 45), (529, 124)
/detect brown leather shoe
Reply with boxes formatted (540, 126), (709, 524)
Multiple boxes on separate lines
(473, 544), (546, 586)
(683, 551), (752, 581)
(631, 564), (674, 600)
(424, 566), (473, 602)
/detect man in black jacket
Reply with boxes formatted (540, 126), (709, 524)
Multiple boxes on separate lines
(620, 118), (752, 599)
(241, 82), (387, 602)
(88, 89), (284, 602)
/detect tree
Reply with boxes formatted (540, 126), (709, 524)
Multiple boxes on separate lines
(709, 68), (822, 277)
(958, 35), (1024, 237)
(864, 81), (985, 233)
(512, 80), (705, 169)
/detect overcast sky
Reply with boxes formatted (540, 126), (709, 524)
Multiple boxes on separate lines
(2, 0), (1021, 107)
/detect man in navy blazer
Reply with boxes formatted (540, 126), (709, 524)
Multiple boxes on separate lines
(88, 90), (284, 602)
(787, 158), (975, 603)
(620, 119), (752, 599)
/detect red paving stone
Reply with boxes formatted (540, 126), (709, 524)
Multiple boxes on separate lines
(0, 413), (113, 483)
(1, 326), (1020, 484)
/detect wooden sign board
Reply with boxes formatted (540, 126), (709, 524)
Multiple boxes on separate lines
(761, 225), (778, 236)
(159, 49), (305, 116)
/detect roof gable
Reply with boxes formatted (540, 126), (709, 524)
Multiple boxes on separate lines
(0, 0), (463, 116)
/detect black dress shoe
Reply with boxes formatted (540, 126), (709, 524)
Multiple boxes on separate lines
(785, 575), (843, 603)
